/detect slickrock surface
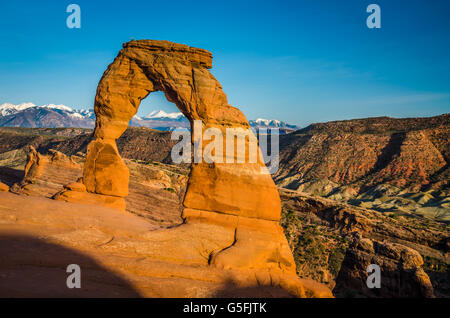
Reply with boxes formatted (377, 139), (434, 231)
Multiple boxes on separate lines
(0, 192), (332, 297)
(0, 192), (292, 297)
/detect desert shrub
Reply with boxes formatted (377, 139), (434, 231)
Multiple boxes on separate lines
(328, 247), (346, 276)
(163, 187), (175, 193)
(423, 256), (449, 273)
(294, 226), (326, 267)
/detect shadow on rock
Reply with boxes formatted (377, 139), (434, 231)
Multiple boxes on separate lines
(0, 167), (23, 187)
(0, 234), (141, 297)
(213, 279), (297, 298)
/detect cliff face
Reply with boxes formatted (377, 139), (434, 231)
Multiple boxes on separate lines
(279, 189), (449, 297)
(334, 234), (435, 298)
(275, 114), (450, 222)
(0, 127), (177, 163)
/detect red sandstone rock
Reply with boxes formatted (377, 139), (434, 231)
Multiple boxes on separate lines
(54, 40), (324, 296)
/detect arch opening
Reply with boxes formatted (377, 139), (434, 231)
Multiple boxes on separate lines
(136, 91), (182, 118)
(83, 39), (281, 221)
(130, 91), (189, 132)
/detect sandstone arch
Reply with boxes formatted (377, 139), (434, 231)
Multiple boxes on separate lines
(56, 40), (331, 297)
(84, 40), (281, 221)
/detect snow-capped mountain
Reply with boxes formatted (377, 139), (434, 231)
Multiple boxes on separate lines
(0, 103), (95, 128)
(0, 103), (37, 116)
(249, 118), (298, 131)
(0, 103), (299, 132)
(131, 109), (189, 130)
(0, 102), (94, 119)
(144, 110), (185, 120)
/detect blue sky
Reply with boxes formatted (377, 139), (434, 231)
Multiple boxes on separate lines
(0, 0), (449, 127)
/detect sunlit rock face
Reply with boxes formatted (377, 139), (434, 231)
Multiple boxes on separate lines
(83, 39), (281, 220)
(54, 39), (332, 297)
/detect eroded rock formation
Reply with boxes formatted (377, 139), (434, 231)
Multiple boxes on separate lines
(334, 234), (435, 298)
(53, 40), (326, 297)
(78, 40), (280, 220)
(11, 146), (83, 198)
(275, 114), (450, 222)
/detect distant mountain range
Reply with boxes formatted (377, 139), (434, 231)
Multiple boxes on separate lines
(0, 103), (298, 133)
(249, 118), (298, 130)
(0, 103), (95, 129)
